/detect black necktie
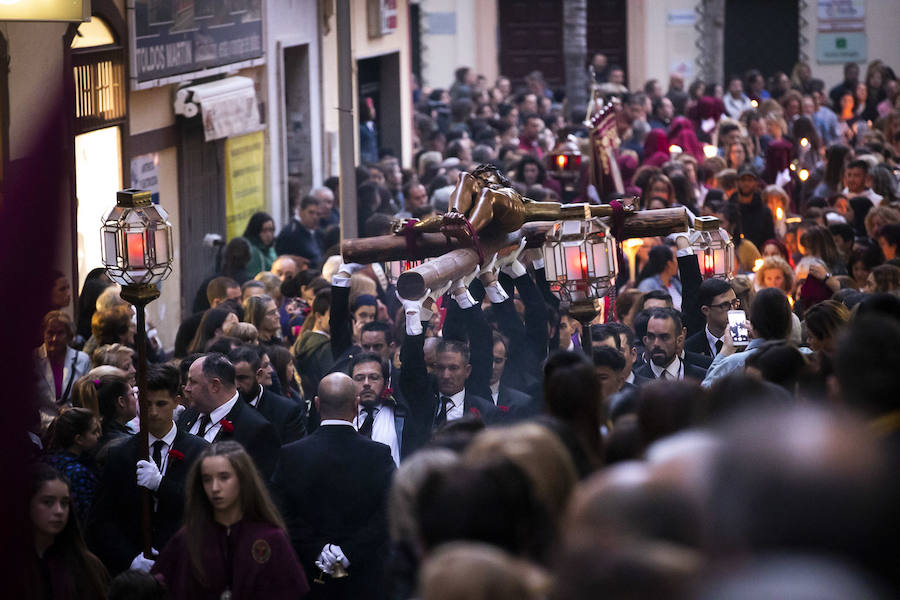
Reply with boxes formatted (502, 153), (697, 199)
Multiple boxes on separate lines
(197, 413), (212, 437)
(715, 340), (724, 355)
(152, 440), (166, 470)
(359, 404), (377, 438)
(435, 396), (453, 427)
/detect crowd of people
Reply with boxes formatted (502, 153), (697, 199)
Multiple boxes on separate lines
(26, 53), (900, 599)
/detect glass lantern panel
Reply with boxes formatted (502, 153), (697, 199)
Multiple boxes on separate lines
(103, 229), (119, 268)
(543, 242), (561, 280)
(589, 241), (610, 277)
(713, 249), (726, 275)
(152, 227), (169, 264)
(563, 245), (586, 280)
(126, 232), (146, 267)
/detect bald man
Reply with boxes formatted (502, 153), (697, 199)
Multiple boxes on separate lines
(272, 373), (396, 599)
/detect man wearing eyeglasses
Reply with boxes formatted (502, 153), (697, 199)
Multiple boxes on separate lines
(685, 279), (737, 359)
(349, 351), (419, 466)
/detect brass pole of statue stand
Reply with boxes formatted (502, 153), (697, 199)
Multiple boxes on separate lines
(120, 283), (161, 559)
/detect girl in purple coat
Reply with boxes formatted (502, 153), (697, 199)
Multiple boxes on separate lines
(152, 441), (309, 599)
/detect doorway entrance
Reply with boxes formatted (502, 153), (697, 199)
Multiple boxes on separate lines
(724, 0), (798, 81)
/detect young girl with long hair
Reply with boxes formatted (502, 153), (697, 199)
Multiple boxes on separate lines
(151, 441), (308, 599)
(42, 408), (102, 525)
(26, 463), (108, 599)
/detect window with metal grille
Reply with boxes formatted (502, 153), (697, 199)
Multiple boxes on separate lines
(71, 16), (126, 133)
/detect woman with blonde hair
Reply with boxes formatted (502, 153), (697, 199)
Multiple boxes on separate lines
(150, 441), (308, 599)
(225, 321), (259, 345)
(754, 256), (795, 294)
(34, 310), (91, 411)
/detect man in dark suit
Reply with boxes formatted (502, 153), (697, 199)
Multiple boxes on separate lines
(89, 364), (208, 574)
(275, 194), (324, 268)
(349, 351), (420, 465)
(229, 345), (305, 443)
(177, 353), (280, 478)
(272, 372), (396, 600)
(634, 308), (707, 382)
(399, 294), (501, 438)
(684, 278), (737, 360)
(489, 331), (540, 418)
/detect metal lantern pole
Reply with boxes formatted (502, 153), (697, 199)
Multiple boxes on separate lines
(121, 284), (159, 557)
(101, 188), (174, 559)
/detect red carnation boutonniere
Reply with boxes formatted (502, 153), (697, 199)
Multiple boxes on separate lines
(219, 419), (235, 433)
(380, 387), (394, 400)
(168, 449), (184, 462)
(498, 405), (510, 413)
(469, 407), (481, 417)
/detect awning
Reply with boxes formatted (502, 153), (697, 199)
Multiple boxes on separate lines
(173, 76), (261, 142)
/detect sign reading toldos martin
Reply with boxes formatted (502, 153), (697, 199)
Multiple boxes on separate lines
(132, 0), (263, 84)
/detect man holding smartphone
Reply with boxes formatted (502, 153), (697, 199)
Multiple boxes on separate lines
(686, 279), (738, 358)
(701, 288), (797, 388)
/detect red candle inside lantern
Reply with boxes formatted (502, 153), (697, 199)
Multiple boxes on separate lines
(126, 232), (145, 267)
(703, 253), (714, 276)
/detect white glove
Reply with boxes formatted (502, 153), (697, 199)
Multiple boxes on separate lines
(451, 285), (478, 309)
(315, 546), (335, 575)
(398, 290), (430, 336)
(136, 460), (163, 492)
(325, 544), (350, 569)
(497, 239), (527, 272)
(130, 548), (158, 573)
(316, 544), (350, 574)
(334, 262), (365, 286)
(478, 253), (499, 278)
(453, 265), (480, 290)
(483, 280), (510, 304)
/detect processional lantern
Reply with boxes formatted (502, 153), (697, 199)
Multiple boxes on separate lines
(100, 188), (173, 559)
(101, 189), (174, 293)
(689, 216), (734, 279)
(542, 215), (618, 322)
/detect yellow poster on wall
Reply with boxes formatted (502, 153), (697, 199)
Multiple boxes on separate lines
(225, 130), (265, 241)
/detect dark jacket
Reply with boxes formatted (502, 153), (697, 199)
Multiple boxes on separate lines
(685, 329), (715, 357)
(634, 359), (707, 383)
(293, 330), (335, 397)
(496, 385), (542, 420)
(177, 398), (280, 479)
(88, 428), (208, 575)
(253, 387), (306, 444)
(400, 329), (502, 439)
(685, 349), (713, 370)
(272, 424), (396, 600)
(275, 218), (323, 267)
(727, 192), (775, 249)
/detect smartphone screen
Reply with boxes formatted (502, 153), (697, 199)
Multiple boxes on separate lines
(728, 310), (750, 346)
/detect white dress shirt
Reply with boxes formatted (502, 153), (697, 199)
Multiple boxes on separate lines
(355, 404), (400, 466)
(148, 421), (178, 477)
(625, 371), (635, 385)
(650, 356), (684, 380)
(706, 325), (724, 358)
(489, 382), (501, 405)
(249, 385), (263, 408)
(841, 186), (882, 207)
(190, 392), (240, 442)
(439, 389), (466, 422)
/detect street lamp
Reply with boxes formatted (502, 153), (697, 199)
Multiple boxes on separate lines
(543, 215), (618, 350)
(689, 216), (734, 279)
(100, 188), (173, 557)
